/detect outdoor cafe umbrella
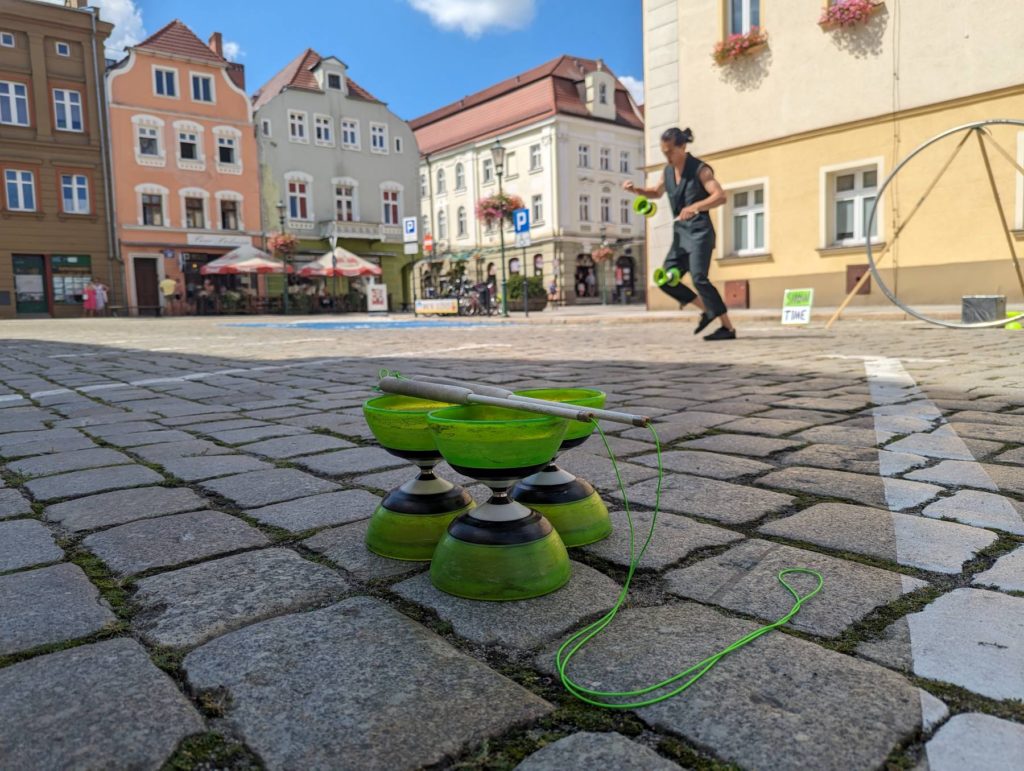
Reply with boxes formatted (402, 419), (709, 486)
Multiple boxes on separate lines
(296, 246), (382, 278)
(200, 244), (291, 275)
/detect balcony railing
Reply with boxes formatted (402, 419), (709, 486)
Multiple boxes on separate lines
(319, 220), (404, 243)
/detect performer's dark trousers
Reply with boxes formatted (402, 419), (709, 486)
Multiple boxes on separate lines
(658, 221), (727, 318)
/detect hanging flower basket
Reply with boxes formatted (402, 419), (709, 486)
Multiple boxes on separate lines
(713, 27), (768, 66)
(268, 232), (298, 257)
(475, 192), (525, 225)
(819, 0), (880, 29)
(591, 246), (615, 263)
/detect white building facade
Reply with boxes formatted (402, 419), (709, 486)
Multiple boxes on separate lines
(413, 57), (646, 306)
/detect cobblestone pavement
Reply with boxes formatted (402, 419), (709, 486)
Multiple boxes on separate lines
(0, 315), (1022, 770)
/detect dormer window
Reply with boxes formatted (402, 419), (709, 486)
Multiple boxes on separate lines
(598, 83), (608, 105)
(327, 73), (343, 90)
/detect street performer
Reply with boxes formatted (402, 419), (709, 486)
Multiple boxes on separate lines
(625, 127), (737, 340)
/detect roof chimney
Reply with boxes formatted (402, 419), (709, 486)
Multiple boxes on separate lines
(596, 58), (605, 71)
(208, 32), (223, 58)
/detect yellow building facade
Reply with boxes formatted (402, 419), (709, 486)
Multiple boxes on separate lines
(642, 0), (1024, 310)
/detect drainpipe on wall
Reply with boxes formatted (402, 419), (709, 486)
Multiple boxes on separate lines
(85, 6), (122, 305)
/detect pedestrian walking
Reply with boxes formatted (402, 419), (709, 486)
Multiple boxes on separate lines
(82, 280), (97, 318)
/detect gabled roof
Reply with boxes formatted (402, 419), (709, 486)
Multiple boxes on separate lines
(253, 48), (381, 110)
(133, 19), (227, 65)
(410, 55), (643, 156)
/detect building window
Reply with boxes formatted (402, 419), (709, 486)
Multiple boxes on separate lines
(731, 186), (765, 254)
(600, 148), (611, 171)
(419, 173), (427, 198)
(533, 254), (543, 277)
(61, 174), (89, 214)
(341, 119), (359, 148)
(729, 0), (761, 35)
(370, 123), (388, 153)
(531, 194), (543, 224)
(509, 257), (521, 275)
(220, 199), (239, 230)
(4, 169), (35, 211)
(261, 118), (271, 137)
(482, 158), (494, 184)
(457, 206), (467, 237)
(327, 73), (343, 90)
(382, 187), (400, 225)
(217, 136), (237, 165)
(287, 179), (311, 220)
(395, 136), (403, 153)
(141, 193), (163, 226)
(137, 126), (160, 157)
(178, 130), (199, 161)
(620, 151), (630, 174)
(484, 218), (495, 235)
(185, 197), (205, 229)
(55, 41), (71, 57)
(600, 196), (611, 223)
(578, 144), (590, 168)
(154, 67), (177, 98)
(314, 114), (334, 146)
(455, 163), (465, 190)
(579, 194), (590, 222)
(832, 168), (878, 245)
(335, 183), (355, 221)
(505, 151), (517, 178)
(191, 74), (214, 103)
(0, 81), (29, 126)
(598, 83), (608, 105)
(620, 198), (630, 224)
(53, 89), (83, 132)
(437, 209), (447, 240)
(436, 168), (446, 195)
(288, 111), (308, 143)
(530, 143), (542, 171)
(51, 255), (91, 304)
(0, 32), (14, 48)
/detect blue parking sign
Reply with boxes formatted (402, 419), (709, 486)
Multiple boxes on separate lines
(513, 208), (530, 233)
(402, 216), (417, 243)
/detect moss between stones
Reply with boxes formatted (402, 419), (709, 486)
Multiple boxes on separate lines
(160, 731), (262, 771)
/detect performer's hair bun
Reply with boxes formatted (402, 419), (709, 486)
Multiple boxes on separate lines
(660, 127), (694, 146)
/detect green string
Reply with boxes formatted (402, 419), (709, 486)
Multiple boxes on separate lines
(556, 420), (824, 709)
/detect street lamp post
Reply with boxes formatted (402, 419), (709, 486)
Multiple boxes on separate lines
(276, 201), (289, 315)
(327, 223), (338, 313)
(599, 224), (608, 306)
(491, 139), (509, 317)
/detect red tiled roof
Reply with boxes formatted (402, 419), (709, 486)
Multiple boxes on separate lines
(253, 49), (381, 110)
(134, 19), (227, 65)
(411, 55), (643, 156)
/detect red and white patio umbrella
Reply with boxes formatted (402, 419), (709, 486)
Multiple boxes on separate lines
(200, 245), (292, 275)
(296, 247), (382, 278)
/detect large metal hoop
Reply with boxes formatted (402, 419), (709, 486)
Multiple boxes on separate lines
(866, 119), (1024, 329)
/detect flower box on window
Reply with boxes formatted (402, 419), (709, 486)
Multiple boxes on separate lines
(819, 0), (883, 29)
(590, 246), (615, 263)
(712, 26), (768, 66)
(268, 232), (297, 257)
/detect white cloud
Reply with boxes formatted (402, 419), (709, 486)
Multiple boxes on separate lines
(409, 0), (536, 38)
(223, 40), (244, 61)
(37, 0), (146, 59)
(620, 75), (644, 105)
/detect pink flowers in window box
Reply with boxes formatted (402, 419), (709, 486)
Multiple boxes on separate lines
(820, 0), (878, 28)
(591, 246), (615, 263)
(712, 26), (768, 66)
(475, 192), (525, 224)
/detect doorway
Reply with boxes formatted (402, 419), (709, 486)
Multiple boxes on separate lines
(133, 257), (160, 315)
(13, 255), (48, 315)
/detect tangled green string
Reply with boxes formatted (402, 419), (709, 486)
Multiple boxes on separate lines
(556, 420), (824, 709)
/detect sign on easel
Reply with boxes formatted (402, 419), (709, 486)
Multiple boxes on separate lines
(782, 288), (814, 325)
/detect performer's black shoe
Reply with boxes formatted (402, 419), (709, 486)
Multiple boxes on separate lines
(694, 313), (714, 335)
(704, 327), (736, 341)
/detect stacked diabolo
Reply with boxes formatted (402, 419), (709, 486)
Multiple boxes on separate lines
(427, 405), (572, 601)
(509, 388), (612, 547)
(362, 395), (475, 560)
(633, 195), (658, 218)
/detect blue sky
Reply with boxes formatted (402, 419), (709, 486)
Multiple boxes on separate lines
(77, 0), (643, 121)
